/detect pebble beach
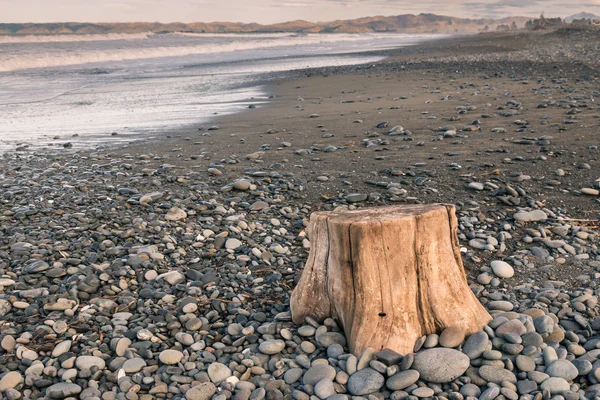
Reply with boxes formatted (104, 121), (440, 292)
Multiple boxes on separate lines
(2, 25), (600, 400)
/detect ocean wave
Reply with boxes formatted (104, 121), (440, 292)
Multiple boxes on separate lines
(0, 33), (433, 72)
(0, 32), (152, 44)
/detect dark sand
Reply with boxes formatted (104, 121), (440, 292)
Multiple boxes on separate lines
(112, 27), (600, 214)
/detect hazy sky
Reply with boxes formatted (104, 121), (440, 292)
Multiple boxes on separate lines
(2, 0), (599, 23)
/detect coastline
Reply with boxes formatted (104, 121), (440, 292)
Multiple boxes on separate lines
(95, 26), (600, 215)
(2, 25), (600, 398)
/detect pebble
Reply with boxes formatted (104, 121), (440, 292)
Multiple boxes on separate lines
(159, 349), (183, 364)
(347, 368), (385, 395)
(186, 383), (217, 400)
(259, 340), (286, 354)
(75, 356), (105, 370)
(303, 365), (336, 386)
(439, 326), (465, 347)
(0, 372), (22, 391)
(412, 348), (469, 383)
(386, 370), (420, 390)
(207, 362), (232, 383)
(491, 260), (514, 278)
(540, 377), (570, 394)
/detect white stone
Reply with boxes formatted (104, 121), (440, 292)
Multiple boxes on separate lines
(159, 349), (183, 365)
(491, 260), (514, 278)
(225, 238), (242, 250)
(75, 356), (105, 370)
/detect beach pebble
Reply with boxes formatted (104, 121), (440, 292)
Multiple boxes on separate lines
(412, 348), (469, 383)
(491, 260), (514, 278)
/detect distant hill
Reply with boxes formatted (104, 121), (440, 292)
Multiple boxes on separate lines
(565, 12), (600, 22)
(0, 13), (531, 35)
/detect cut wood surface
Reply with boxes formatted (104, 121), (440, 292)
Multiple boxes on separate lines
(290, 204), (492, 356)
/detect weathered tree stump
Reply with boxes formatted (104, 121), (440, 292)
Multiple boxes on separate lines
(290, 204), (491, 356)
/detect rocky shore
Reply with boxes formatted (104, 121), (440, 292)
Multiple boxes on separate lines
(1, 25), (600, 400)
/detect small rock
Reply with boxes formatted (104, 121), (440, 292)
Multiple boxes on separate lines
(347, 368), (385, 395)
(491, 260), (514, 278)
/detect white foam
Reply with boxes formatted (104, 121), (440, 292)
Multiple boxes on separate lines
(0, 32), (152, 44)
(0, 33), (442, 72)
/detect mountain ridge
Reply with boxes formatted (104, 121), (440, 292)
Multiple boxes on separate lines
(565, 12), (600, 22)
(0, 13), (531, 35)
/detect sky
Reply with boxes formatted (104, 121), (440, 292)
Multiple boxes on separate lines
(1, 0), (600, 24)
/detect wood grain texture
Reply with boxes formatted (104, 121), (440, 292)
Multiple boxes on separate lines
(290, 204), (491, 356)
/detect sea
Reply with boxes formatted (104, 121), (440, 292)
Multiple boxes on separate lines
(0, 32), (442, 151)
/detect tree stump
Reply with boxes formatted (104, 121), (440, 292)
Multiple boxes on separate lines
(290, 204), (491, 356)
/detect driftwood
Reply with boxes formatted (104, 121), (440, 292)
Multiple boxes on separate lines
(290, 204), (491, 356)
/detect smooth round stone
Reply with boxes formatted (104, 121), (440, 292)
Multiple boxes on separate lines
(513, 210), (547, 222)
(347, 368), (384, 395)
(122, 358), (147, 373)
(469, 238), (487, 249)
(186, 382), (217, 400)
(303, 365), (336, 386)
(1, 336), (15, 351)
(144, 270), (158, 280)
(298, 326), (316, 336)
(345, 193), (367, 203)
(301, 341), (316, 353)
(540, 377), (570, 394)
(115, 338), (132, 357)
(24, 260), (49, 273)
(522, 332), (543, 347)
(480, 386), (500, 400)
(412, 348), (469, 383)
(460, 383), (481, 397)
(52, 340), (72, 357)
(233, 180), (251, 191)
(316, 332), (346, 347)
(207, 362), (232, 383)
(21, 349), (38, 361)
(183, 303), (198, 313)
(386, 370), (420, 391)
(483, 350), (502, 360)
(314, 378), (336, 399)
(439, 326), (465, 348)
(280, 328), (292, 340)
(515, 355), (535, 372)
(468, 182), (484, 191)
(186, 318), (203, 330)
(159, 349), (183, 365)
(546, 360), (578, 381)
(258, 340), (285, 355)
(327, 344), (344, 358)
(250, 201), (269, 211)
(412, 387), (434, 398)
(165, 207), (187, 221)
(423, 334), (439, 348)
(491, 260), (514, 278)
(496, 319), (526, 336)
(0, 371), (23, 391)
(75, 356), (105, 370)
(533, 316), (554, 335)
(488, 301), (514, 311)
(225, 238), (242, 250)
(45, 382), (82, 399)
(517, 380), (538, 394)
(478, 365), (517, 383)
(284, 368), (303, 384)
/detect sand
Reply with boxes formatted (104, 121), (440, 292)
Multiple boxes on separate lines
(108, 26), (600, 217)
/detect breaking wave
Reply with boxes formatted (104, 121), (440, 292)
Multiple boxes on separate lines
(0, 32), (152, 44)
